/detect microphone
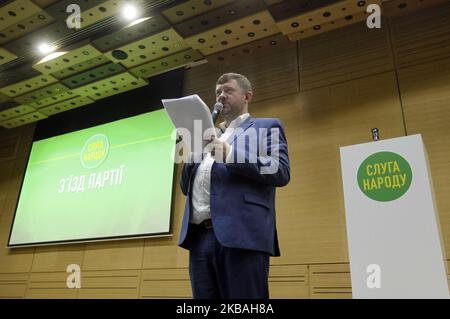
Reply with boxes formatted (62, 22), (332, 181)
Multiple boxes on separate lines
(211, 102), (223, 124)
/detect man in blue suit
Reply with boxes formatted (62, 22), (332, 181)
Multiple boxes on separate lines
(178, 73), (290, 299)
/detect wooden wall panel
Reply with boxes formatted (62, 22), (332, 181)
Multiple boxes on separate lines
(78, 270), (140, 299)
(299, 20), (394, 91)
(269, 265), (309, 298)
(0, 173), (35, 274)
(397, 57), (450, 258)
(390, 2), (450, 69)
(0, 135), (19, 162)
(82, 240), (144, 271)
(27, 272), (77, 299)
(0, 273), (28, 298)
(309, 264), (352, 299)
(0, 125), (35, 276)
(31, 245), (85, 273)
(140, 268), (191, 299)
(0, 161), (14, 216)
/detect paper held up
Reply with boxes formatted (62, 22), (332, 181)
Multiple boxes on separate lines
(162, 94), (219, 153)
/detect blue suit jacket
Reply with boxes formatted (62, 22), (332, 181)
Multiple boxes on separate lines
(178, 117), (290, 256)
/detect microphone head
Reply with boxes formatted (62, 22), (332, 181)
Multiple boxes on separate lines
(213, 102), (223, 112)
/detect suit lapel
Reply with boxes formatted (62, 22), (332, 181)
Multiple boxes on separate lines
(226, 117), (255, 144)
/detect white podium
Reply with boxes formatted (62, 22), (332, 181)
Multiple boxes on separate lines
(340, 134), (449, 298)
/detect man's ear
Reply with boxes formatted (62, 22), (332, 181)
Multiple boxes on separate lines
(245, 90), (253, 104)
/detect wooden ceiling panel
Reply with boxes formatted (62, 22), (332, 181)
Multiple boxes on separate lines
(12, 82), (80, 109)
(275, 0), (380, 38)
(0, 111), (47, 129)
(39, 96), (94, 116)
(0, 10), (55, 46)
(129, 49), (204, 78)
(0, 63), (42, 88)
(184, 10), (280, 56)
(206, 33), (291, 66)
(3, 21), (76, 56)
(104, 28), (190, 68)
(50, 55), (110, 80)
(0, 0), (43, 30)
(383, 0), (450, 17)
(162, 0), (235, 24)
(61, 62), (126, 89)
(71, 72), (148, 100)
(33, 44), (103, 74)
(92, 15), (171, 52)
(0, 74), (57, 98)
(269, 0), (340, 21)
(45, 0), (109, 22)
(0, 47), (17, 65)
(286, 10), (369, 41)
(0, 104), (37, 122)
(174, 0), (267, 38)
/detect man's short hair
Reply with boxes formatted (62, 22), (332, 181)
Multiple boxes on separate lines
(216, 73), (253, 93)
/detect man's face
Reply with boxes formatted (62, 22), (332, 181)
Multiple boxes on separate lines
(215, 79), (251, 118)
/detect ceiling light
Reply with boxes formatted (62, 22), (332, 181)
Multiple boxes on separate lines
(122, 4), (138, 20)
(38, 42), (55, 55)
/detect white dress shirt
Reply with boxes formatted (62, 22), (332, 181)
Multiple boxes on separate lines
(190, 113), (250, 224)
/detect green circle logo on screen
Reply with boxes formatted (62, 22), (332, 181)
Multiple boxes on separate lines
(80, 134), (109, 169)
(357, 151), (412, 202)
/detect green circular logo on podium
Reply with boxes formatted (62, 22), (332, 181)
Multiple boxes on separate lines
(357, 151), (412, 202)
(81, 134), (109, 169)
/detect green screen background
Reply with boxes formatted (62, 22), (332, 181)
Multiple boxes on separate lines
(8, 110), (176, 246)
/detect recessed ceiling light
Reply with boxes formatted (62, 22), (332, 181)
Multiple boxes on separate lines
(38, 42), (55, 55)
(122, 4), (138, 20)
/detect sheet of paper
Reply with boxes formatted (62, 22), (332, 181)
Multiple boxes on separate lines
(162, 94), (217, 153)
